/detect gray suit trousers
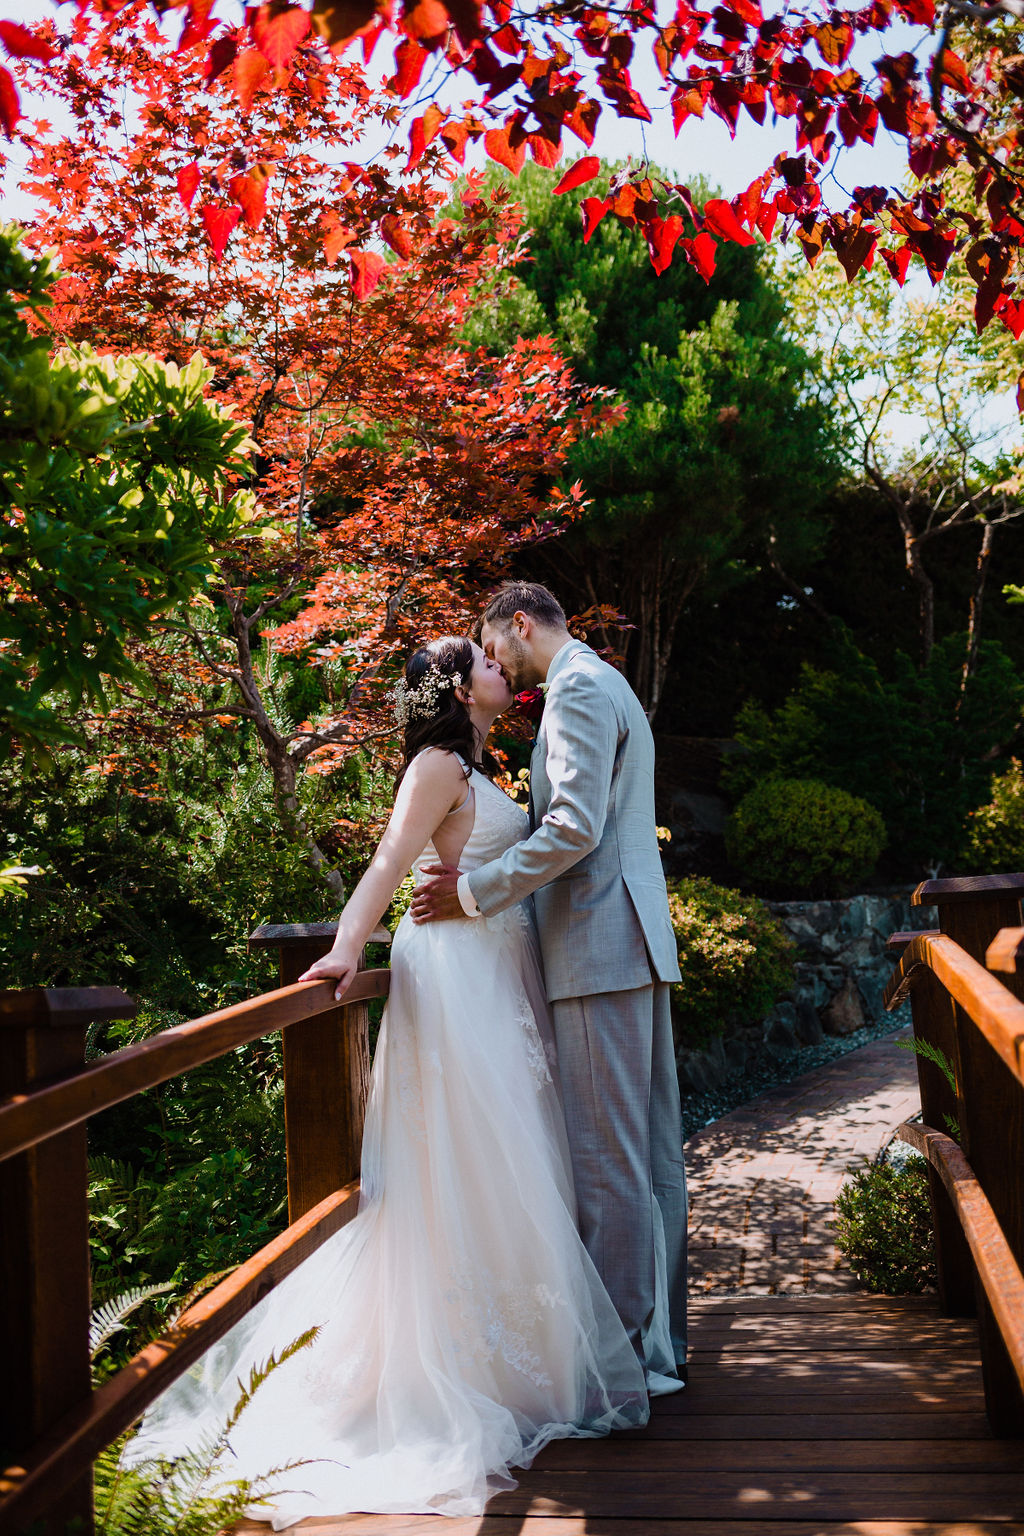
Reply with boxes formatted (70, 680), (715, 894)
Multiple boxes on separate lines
(551, 981), (688, 1367)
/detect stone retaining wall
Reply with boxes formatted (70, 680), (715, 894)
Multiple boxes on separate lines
(675, 892), (937, 1095)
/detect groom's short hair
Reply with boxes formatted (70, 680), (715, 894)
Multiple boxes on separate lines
(481, 582), (566, 631)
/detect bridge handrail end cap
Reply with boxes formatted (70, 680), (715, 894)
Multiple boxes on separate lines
(0, 986), (137, 1029)
(913, 873), (1024, 905)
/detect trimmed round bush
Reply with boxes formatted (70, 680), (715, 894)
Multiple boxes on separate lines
(726, 776), (885, 896)
(834, 1156), (935, 1294)
(965, 758), (1024, 872)
(666, 877), (795, 1048)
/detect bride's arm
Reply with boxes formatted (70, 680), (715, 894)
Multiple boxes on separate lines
(299, 749), (468, 998)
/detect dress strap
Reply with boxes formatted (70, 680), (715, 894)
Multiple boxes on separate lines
(444, 782), (473, 816)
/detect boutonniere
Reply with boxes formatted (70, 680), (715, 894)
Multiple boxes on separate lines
(514, 683), (549, 723)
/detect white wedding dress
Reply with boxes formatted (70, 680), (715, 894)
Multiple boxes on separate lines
(126, 762), (651, 1526)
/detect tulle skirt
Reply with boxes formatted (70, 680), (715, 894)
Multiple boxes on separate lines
(125, 903), (649, 1526)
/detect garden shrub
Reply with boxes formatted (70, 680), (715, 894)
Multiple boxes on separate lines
(965, 758), (1024, 873)
(726, 776), (886, 896)
(666, 876), (795, 1048)
(833, 1155), (936, 1294)
(724, 631), (1024, 875)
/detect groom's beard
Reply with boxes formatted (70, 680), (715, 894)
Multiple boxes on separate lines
(502, 631), (538, 693)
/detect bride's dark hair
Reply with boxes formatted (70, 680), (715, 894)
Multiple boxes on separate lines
(396, 635), (499, 788)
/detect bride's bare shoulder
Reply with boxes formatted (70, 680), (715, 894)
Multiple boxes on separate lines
(403, 746), (469, 793)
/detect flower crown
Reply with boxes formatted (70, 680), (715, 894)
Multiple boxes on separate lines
(392, 665), (465, 728)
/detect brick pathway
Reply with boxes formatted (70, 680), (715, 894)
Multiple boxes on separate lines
(685, 1025), (920, 1295)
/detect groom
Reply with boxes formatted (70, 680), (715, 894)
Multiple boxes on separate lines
(411, 581), (687, 1390)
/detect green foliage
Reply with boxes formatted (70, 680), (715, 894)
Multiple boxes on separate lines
(464, 165), (839, 714)
(666, 877), (795, 1047)
(464, 163), (781, 373)
(90, 1281), (176, 1369)
(0, 728), (370, 1007)
(895, 1039), (962, 1140)
(726, 777), (886, 896)
(85, 1006), (288, 1322)
(94, 1330), (318, 1535)
(725, 631), (1024, 873)
(568, 296), (834, 552)
(834, 1156), (936, 1294)
(964, 757), (1024, 873)
(0, 224), (256, 758)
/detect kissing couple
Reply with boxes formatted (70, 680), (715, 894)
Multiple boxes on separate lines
(128, 581), (688, 1526)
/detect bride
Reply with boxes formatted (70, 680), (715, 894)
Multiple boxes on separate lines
(126, 634), (650, 1526)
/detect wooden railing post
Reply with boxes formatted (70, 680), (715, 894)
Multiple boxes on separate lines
(912, 875), (1024, 1434)
(0, 986), (135, 1536)
(248, 922), (390, 1222)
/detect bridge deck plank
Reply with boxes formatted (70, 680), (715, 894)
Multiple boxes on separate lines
(232, 1296), (1021, 1536)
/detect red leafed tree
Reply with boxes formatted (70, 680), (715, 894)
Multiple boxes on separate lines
(6, 1), (1024, 331)
(15, 5), (616, 890)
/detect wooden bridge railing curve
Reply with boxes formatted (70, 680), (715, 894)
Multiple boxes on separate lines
(883, 872), (1024, 1438)
(0, 923), (390, 1536)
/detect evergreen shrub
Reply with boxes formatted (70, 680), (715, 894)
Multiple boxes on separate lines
(834, 1156), (936, 1293)
(724, 632), (1024, 875)
(726, 776), (885, 896)
(965, 758), (1024, 872)
(666, 876), (794, 1047)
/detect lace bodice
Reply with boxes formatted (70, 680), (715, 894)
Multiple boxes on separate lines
(413, 764), (528, 881)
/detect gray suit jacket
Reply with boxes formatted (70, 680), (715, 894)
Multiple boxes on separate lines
(467, 640), (681, 1002)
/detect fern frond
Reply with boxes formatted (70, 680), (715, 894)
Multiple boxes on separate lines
(896, 1036), (958, 1096)
(167, 1265), (239, 1325)
(90, 1282), (176, 1359)
(221, 1327), (320, 1438)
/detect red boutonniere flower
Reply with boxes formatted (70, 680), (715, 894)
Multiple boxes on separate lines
(514, 687), (546, 723)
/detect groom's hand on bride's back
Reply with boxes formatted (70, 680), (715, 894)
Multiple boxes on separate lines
(410, 863), (465, 923)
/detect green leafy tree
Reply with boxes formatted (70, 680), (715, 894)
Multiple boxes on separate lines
(725, 630), (1024, 875)
(466, 164), (840, 720)
(0, 225), (256, 760)
(782, 247), (1024, 689)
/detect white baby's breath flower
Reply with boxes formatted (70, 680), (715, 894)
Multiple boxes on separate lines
(392, 667), (465, 727)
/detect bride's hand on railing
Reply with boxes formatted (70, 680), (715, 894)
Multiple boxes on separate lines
(298, 944), (360, 1001)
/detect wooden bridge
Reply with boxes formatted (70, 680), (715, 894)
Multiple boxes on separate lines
(2, 875), (1024, 1536)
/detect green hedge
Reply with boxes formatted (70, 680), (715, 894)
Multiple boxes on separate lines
(726, 776), (886, 896)
(965, 758), (1024, 873)
(834, 1156), (936, 1294)
(667, 876), (795, 1048)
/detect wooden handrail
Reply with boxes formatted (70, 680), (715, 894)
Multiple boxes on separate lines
(886, 876), (1024, 1434)
(896, 1121), (1024, 1398)
(986, 925), (1024, 975)
(883, 932), (1024, 1086)
(0, 969), (389, 1165)
(0, 921), (396, 1536)
(885, 929), (939, 954)
(0, 1181), (361, 1534)
(914, 872), (1024, 905)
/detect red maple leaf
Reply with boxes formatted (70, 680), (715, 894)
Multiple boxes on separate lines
(553, 156), (600, 195)
(252, 3), (310, 69)
(176, 163), (201, 211)
(350, 248), (386, 298)
(200, 204), (242, 261)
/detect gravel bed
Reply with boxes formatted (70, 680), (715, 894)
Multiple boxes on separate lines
(680, 1008), (913, 1143)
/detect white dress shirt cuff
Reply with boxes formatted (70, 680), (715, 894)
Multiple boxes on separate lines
(457, 873), (481, 917)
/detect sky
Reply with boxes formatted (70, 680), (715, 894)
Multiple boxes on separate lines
(2, 0), (1021, 458)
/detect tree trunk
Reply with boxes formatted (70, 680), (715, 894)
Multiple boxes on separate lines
(903, 527), (935, 669)
(957, 519), (996, 714)
(226, 600), (346, 900)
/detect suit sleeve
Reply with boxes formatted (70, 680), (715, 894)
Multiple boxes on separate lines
(467, 669), (617, 917)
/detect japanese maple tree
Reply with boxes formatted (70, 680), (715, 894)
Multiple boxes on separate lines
(11, 7), (615, 888)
